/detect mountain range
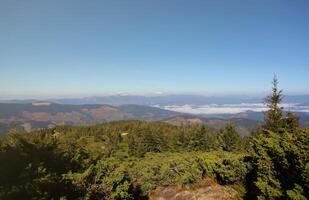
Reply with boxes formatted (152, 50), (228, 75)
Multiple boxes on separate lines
(0, 102), (261, 137)
(1, 94), (308, 137)
(1, 94), (309, 105)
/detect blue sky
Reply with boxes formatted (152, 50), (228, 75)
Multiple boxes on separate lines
(0, 0), (308, 98)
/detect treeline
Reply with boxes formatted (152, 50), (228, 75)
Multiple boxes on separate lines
(0, 77), (308, 200)
(0, 121), (251, 200)
(29, 120), (246, 158)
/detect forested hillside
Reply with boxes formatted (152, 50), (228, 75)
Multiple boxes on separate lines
(0, 78), (308, 200)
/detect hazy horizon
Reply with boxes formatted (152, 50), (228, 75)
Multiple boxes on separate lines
(1, 92), (309, 101)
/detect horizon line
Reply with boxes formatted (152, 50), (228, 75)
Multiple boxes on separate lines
(1, 92), (309, 101)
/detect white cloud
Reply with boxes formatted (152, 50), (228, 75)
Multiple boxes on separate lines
(158, 103), (309, 114)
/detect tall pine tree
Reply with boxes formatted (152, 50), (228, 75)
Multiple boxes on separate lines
(263, 75), (284, 133)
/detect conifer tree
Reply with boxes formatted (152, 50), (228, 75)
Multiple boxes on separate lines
(221, 122), (241, 152)
(264, 75), (284, 132)
(189, 125), (209, 151)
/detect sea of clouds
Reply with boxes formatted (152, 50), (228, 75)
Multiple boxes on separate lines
(156, 103), (309, 114)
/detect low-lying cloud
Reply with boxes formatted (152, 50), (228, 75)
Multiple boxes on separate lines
(157, 103), (309, 114)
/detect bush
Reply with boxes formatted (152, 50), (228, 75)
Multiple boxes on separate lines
(248, 129), (309, 199)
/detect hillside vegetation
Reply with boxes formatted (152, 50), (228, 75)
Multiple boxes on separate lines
(0, 78), (308, 200)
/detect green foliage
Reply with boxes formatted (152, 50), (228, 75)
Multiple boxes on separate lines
(0, 132), (84, 199)
(248, 129), (309, 199)
(125, 122), (222, 157)
(127, 128), (165, 157)
(284, 111), (300, 133)
(97, 151), (247, 194)
(0, 117), (308, 200)
(286, 184), (307, 200)
(214, 158), (248, 185)
(220, 122), (243, 152)
(264, 75), (284, 132)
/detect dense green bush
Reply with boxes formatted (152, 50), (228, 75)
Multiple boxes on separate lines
(64, 151), (248, 198)
(0, 133), (84, 199)
(248, 129), (309, 199)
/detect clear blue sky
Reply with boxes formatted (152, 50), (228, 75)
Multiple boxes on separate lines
(0, 0), (308, 98)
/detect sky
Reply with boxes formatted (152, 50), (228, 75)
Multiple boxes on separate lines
(0, 0), (308, 98)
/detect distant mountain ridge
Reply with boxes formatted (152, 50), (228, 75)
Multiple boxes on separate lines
(0, 102), (259, 137)
(1, 94), (309, 105)
(1, 94), (308, 136)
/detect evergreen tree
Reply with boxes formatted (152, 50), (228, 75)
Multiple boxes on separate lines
(264, 75), (284, 132)
(188, 125), (207, 151)
(221, 122), (242, 152)
(175, 124), (189, 150)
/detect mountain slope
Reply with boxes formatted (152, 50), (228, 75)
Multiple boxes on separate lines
(0, 103), (179, 134)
